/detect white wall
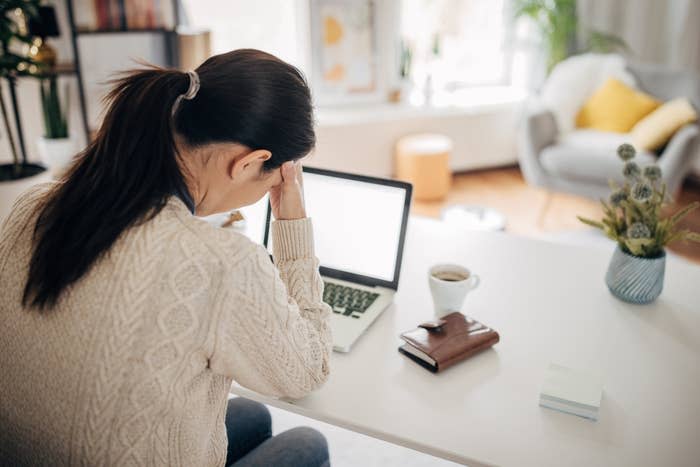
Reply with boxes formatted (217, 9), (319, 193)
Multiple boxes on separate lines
(312, 100), (523, 177)
(578, 0), (700, 73)
(181, 0), (308, 70)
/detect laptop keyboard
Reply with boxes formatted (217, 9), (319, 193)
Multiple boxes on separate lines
(323, 282), (380, 319)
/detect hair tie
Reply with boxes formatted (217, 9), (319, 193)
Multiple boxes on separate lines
(183, 70), (200, 100)
(171, 70), (200, 117)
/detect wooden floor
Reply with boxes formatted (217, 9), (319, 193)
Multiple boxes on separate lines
(412, 167), (700, 263)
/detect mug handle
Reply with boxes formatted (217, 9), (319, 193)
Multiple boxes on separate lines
(468, 274), (480, 290)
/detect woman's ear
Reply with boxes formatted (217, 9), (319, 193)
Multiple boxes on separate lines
(229, 149), (272, 179)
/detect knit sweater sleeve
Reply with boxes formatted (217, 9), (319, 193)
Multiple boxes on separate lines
(209, 218), (333, 400)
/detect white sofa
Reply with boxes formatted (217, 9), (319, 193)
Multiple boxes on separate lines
(517, 54), (700, 200)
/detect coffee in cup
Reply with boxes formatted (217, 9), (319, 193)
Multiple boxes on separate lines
(432, 270), (469, 282)
(428, 264), (480, 317)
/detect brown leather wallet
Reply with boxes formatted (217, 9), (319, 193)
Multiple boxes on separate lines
(398, 311), (499, 372)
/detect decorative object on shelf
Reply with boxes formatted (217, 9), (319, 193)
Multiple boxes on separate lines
(578, 143), (700, 303)
(177, 28), (212, 71)
(36, 75), (75, 175)
(388, 38), (413, 103)
(422, 33), (440, 106)
(0, 0), (51, 220)
(513, 0), (627, 72)
(27, 5), (60, 69)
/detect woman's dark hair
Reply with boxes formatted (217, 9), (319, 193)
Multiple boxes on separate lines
(23, 49), (315, 309)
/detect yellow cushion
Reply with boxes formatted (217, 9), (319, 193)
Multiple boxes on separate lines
(631, 98), (698, 151)
(575, 78), (661, 132)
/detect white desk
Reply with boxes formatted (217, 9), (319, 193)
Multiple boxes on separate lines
(230, 216), (700, 467)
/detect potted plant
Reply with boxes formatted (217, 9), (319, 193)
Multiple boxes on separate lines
(0, 0), (50, 221)
(36, 74), (74, 173)
(578, 144), (700, 304)
(388, 38), (413, 103)
(514, 0), (628, 72)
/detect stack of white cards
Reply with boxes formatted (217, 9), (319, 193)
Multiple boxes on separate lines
(540, 363), (603, 421)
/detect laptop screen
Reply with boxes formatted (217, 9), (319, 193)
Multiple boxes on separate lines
(265, 167), (411, 288)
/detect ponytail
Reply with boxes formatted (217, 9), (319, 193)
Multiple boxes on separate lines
(23, 66), (191, 309)
(23, 49), (316, 310)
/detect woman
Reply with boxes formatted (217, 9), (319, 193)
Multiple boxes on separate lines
(0, 49), (332, 466)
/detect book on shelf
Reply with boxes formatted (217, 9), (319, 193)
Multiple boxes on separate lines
(74, 0), (177, 32)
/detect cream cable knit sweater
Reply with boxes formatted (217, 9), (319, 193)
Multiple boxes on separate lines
(0, 183), (332, 466)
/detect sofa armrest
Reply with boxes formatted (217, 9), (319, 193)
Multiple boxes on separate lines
(658, 123), (700, 195)
(517, 108), (559, 187)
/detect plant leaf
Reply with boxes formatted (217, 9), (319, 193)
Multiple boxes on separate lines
(668, 201), (699, 227)
(578, 216), (604, 230)
(667, 229), (689, 244)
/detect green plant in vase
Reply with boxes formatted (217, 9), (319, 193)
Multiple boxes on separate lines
(389, 38), (413, 103)
(578, 143), (700, 303)
(40, 75), (68, 139)
(36, 74), (75, 172)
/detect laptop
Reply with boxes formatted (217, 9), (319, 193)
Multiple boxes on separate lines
(264, 166), (412, 352)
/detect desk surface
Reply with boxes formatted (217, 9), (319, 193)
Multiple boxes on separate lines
(230, 216), (700, 467)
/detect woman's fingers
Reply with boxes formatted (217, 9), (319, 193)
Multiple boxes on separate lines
(295, 160), (304, 186)
(270, 160), (306, 220)
(280, 161), (292, 184)
(294, 161), (305, 204)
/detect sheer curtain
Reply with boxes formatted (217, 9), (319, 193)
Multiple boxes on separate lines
(577, 0), (700, 72)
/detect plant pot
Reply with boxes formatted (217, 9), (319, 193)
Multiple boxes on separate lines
(36, 136), (77, 173)
(605, 245), (666, 304)
(0, 163), (52, 222)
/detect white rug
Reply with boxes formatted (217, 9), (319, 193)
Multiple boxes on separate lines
(267, 405), (462, 466)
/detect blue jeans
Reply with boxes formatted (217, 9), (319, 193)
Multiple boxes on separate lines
(225, 398), (330, 467)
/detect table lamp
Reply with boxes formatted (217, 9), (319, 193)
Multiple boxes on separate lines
(27, 6), (60, 68)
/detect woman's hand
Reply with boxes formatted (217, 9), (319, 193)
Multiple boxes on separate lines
(269, 161), (306, 220)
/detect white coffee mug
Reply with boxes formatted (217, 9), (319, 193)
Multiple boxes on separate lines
(428, 264), (480, 317)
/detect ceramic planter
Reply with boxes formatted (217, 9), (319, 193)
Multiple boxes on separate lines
(605, 245), (666, 304)
(36, 137), (76, 173)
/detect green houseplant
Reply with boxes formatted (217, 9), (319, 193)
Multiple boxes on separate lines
(40, 75), (67, 138)
(389, 38), (414, 103)
(36, 74), (75, 171)
(578, 144), (700, 303)
(514, 0), (627, 72)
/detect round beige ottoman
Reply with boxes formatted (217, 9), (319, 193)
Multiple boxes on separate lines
(395, 133), (453, 201)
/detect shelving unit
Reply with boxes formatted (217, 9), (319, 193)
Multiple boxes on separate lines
(64, 0), (182, 141)
(30, 62), (76, 77)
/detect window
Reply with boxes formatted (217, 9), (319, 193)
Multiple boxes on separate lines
(400, 0), (510, 92)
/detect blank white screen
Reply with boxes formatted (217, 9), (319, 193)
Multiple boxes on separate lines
(270, 171), (407, 283)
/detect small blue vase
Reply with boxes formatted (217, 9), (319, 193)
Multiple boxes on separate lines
(605, 246), (666, 304)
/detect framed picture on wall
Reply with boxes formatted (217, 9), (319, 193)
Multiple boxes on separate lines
(310, 0), (388, 105)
